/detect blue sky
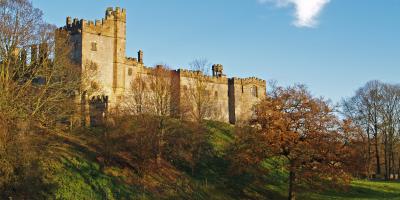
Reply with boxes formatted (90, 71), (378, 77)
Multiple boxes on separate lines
(32, 0), (400, 103)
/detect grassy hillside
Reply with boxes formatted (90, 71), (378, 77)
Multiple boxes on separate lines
(41, 121), (400, 200)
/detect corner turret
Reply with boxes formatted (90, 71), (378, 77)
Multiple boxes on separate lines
(105, 7), (126, 22)
(212, 64), (225, 78)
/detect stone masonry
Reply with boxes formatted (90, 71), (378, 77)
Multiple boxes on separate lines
(57, 7), (266, 124)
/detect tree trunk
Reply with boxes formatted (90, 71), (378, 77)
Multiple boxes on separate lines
(367, 126), (372, 178)
(384, 132), (388, 180)
(398, 157), (400, 180)
(373, 113), (381, 176)
(390, 150), (394, 179)
(191, 162), (195, 176)
(157, 132), (163, 167)
(157, 119), (165, 168)
(374, 132), (381, 176)
(288, 169), (296, 200)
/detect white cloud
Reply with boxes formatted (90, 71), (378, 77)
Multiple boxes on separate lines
(258, 0), (330, 28)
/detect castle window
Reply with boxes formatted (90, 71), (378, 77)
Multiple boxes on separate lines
(128, 68), (133, 76)
(241, 85), (244, 93)
(91, 81), (99, 90)
(91, 42), (97, 51)
(251, 86), (258, 97)
(214, 91), (218, 98)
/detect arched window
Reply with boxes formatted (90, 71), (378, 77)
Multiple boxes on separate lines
(251, 86), (258, 97)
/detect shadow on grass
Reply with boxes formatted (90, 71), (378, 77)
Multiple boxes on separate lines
(318, 181), (400, 200)
(188, 139), (286, 199)
(57, 153), (143, 199)
(44, 133), (146, 199)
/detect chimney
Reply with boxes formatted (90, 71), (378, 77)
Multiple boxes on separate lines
(138, 50), (143, 64)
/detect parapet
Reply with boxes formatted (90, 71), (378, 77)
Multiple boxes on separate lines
(125, 57), (138, 66)
(177, 68), (204, 76)
(176, 68), (228, 84)
(58, 7), (126, 35)
(229, 76), (266, 86)
(57, 17), (83, 34)
(105, 7), (126, 22)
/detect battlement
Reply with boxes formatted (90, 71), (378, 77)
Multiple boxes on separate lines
(57, 17), (83, 34)
(124, 57), (138, 65)
(230, 76), (266, 86)
(58, 7), (126, 35)
(177, 68), (204, 76)
(105, 7), (126, 21)
(176, 68), (228, 84)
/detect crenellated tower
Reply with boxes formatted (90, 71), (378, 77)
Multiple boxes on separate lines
(57, 7), (131, 126)
(59, 8), (129, 97)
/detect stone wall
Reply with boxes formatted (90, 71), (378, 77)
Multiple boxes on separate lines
(58, 7), (267, 125)
(228, 77), (266, 124)
(177, 69), (230, 123)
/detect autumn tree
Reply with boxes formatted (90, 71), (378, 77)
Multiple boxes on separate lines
(340, 119), (371, 178)
(231, 85), (354, 200)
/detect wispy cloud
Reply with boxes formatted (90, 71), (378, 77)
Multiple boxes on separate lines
(258, 0), (330, 28)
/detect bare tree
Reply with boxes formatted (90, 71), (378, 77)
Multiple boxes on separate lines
(127, 73), (148, 115)
(378, 83), (400, 179)
(342, 80), (400, 179)
(181, 58), (215, 123)
(146, 65), (176, 167)
(0, 0), (81, 197)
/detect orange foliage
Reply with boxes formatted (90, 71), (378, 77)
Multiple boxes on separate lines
(232, 85), (358, 200)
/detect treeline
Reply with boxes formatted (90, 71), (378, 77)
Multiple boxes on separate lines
(342, 80), (400, 180)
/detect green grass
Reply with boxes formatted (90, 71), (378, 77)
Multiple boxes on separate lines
(204, 121), (400, 200)
(41, 121), (400, 200)
(41, 134), (145, 200)
(206, 120), (234, 154)
(264, 178), (400, 200)
(310, 180), (400, 200)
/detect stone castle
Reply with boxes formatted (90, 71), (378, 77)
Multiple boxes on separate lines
(57, 7), (266, 124)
